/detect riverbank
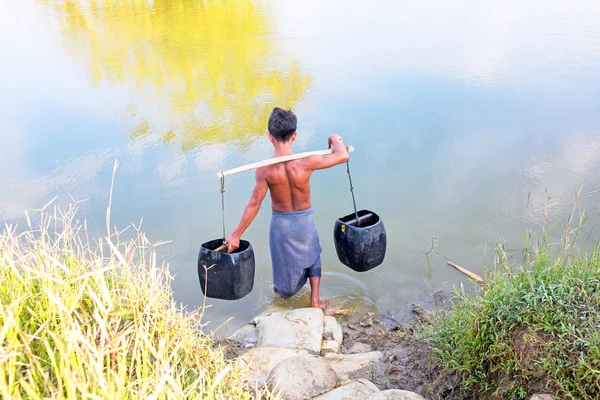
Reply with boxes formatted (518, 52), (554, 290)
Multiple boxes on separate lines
(222, 304), (560, 400)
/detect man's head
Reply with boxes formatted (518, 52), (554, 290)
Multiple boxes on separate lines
(268, 107), (297, 143)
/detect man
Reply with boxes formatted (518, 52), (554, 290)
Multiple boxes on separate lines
(225, 107), (349, 308)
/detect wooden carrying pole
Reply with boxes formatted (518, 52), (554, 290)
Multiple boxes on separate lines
(216, 146), (355, 179)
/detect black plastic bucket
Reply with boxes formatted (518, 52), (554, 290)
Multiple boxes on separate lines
(197, 239), (255, 300)
(333, 210), (386, 272)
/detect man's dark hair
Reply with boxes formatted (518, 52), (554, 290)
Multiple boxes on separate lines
(268, 107), (297, 142)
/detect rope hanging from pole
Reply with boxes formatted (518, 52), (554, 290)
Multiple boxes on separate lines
(345, 160), (360, 226)
(220, 174), (226, 244)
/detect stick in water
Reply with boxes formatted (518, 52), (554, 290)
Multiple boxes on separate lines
(447, 261), (484, 283)
(217, 146), (355, 179)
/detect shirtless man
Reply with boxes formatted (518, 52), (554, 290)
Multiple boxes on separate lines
(226, 107), (349, 308)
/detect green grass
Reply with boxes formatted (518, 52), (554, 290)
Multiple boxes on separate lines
(0, 203), (263, 399)
(427, 216), (600, 399)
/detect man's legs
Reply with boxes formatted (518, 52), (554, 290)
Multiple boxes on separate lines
(309, 276), (323, 308)
(307, 257), (323, 308)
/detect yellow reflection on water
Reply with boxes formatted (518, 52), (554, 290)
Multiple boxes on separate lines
(47, 0), (312, 150)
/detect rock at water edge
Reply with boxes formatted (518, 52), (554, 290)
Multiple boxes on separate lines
(366, 389), (426, 400)
(321, 340), (341, 355)
(228, 324), (258, 348)
(267, 354), (338, 400)
(255, 308), (324, 354)
(237, 347), (307, 390)
(312, 379), (380, 400)
(323, 316), (343, 344)
(324, 351), (383, 383)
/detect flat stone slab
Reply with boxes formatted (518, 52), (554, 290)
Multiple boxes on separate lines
(237, 347), (307, 389)
(313, 379), (380, 400)
(324, 351), (383, 383)
(228, 323), (257, 348)
(323, 316), (343, 344)
(366, 389), (426, 400)
(267, 354), (338, 400)
(255, 308), (324, 354)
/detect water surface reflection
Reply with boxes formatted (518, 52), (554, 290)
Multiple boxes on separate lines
(48, 0), (312, 150)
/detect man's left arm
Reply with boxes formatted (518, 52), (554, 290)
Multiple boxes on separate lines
(226, 170), (269, 252)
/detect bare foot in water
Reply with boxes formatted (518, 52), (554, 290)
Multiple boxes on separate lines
(309, 276), (323, 309)
(311, 296), (324, 309)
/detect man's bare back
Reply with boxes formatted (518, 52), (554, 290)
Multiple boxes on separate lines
(259, 159), (313, 212)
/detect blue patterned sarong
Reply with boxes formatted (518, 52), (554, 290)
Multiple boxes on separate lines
(269, 207), (322, 297)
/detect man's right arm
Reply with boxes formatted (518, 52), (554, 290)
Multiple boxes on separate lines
(225, 169), (268, 252)
(304, 134), (350, 171)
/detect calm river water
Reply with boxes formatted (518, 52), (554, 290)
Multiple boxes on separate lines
(2, 0), (600, 336)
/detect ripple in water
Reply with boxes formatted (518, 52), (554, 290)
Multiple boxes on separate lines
(257, 270), (378, 317)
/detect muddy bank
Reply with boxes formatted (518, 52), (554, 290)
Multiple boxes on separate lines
(339, 312), (441, 396)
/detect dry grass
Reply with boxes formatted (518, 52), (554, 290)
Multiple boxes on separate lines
(0, 199), (262, 399)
